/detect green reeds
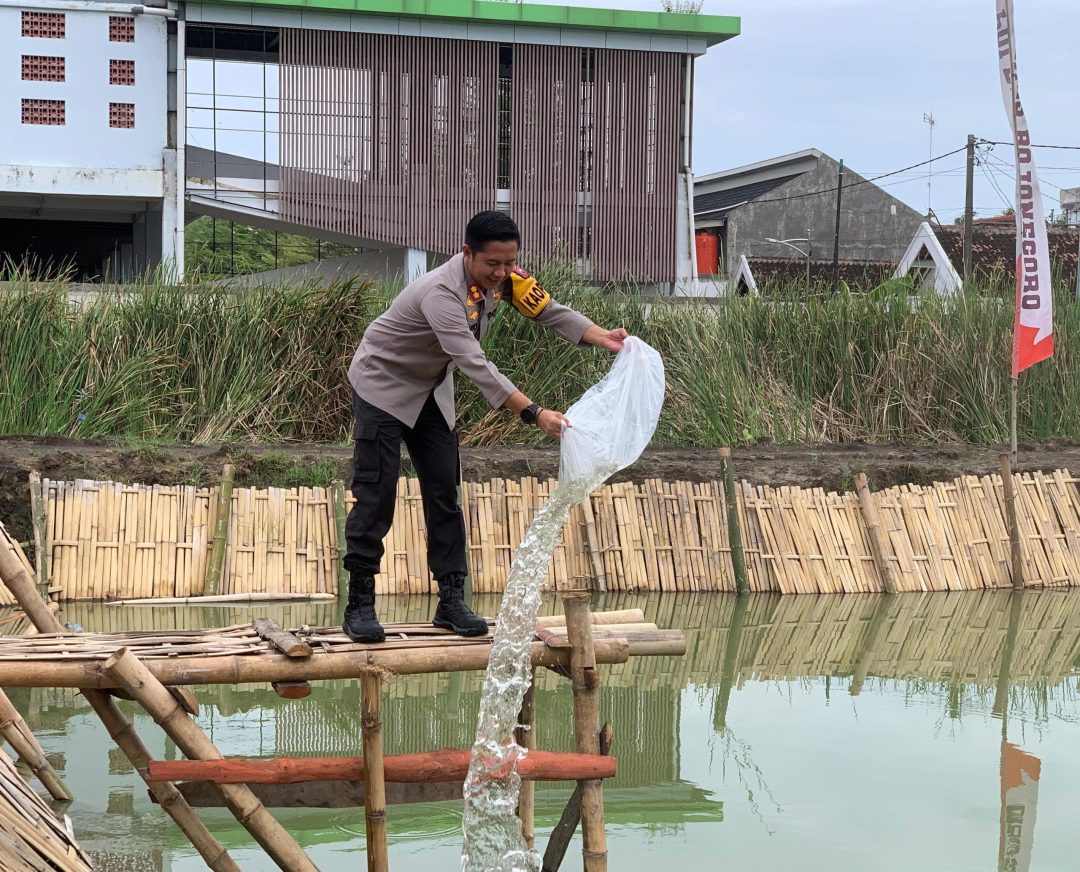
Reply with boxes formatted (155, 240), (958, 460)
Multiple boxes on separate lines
(1, 269), (1078, 447)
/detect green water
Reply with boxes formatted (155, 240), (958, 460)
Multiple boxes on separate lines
(17, 591), (1080, 871)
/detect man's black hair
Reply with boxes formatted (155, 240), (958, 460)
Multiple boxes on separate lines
(465, 211), (520, 252)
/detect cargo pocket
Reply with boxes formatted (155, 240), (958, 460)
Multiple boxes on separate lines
(352, 423), (380, 483)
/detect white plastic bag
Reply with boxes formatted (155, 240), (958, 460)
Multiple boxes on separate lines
(559, 337), (665, 486)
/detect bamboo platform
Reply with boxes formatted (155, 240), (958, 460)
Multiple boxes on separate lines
(0, 746), (91, 871)
(0, 615), (683, 689)
(35, 467), (1080, 599)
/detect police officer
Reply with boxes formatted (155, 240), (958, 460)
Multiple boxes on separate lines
(342, 211), (628, 642)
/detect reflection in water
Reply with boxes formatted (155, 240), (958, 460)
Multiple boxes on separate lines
(11, 590), (1080, 871)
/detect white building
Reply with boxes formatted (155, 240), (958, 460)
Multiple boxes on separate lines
(1, 0), (181, 279)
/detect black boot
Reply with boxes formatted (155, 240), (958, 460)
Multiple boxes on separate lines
(342, 572), (385, 643)
(433, 573), (488, 637)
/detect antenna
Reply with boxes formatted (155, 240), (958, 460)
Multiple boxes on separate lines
(922, 111), (937, 215)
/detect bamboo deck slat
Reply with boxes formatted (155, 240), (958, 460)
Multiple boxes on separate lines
(32, 469), (1080, 600)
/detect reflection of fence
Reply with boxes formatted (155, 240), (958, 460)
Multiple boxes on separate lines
(40, 469), (1080, 599)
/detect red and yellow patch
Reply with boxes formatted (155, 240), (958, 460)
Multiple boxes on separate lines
(467, 284), (484, 306)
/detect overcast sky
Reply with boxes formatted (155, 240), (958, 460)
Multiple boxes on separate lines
(616, 0), (1080, 222)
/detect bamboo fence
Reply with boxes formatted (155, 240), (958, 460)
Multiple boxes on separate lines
(35, 469), (1080, 600)
(0, 745), (92, 871)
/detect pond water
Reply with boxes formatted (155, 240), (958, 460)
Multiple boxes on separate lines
(17, 590), (1080, 872)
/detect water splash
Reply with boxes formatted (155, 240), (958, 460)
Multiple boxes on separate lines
(461, 466), (614, 872)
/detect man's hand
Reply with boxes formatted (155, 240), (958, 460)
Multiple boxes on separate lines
(538, 409), (571, 440)
(584, 326), (630, 353)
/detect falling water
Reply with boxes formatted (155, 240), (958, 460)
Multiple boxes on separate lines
(460, 465), (615, 872)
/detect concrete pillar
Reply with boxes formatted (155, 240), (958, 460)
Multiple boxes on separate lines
(674, 170), (698, 297)
(404, 247), (427, 281)
(161, 148), (180, 280)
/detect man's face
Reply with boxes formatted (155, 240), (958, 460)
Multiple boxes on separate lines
(463, 240), (519, 288)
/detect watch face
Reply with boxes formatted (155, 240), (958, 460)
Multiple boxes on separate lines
(521, 404), (538, 425)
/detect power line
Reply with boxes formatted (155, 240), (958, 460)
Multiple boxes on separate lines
(982, 140), (1080, 151)
(744, 145), (969, 206)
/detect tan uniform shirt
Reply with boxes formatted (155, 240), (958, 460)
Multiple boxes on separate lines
(347, 253), (595, 429)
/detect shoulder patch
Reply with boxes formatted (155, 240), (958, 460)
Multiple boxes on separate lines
(506, 270), (551, 319)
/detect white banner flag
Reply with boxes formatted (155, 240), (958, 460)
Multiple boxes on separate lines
(996, 0), (1053, 376)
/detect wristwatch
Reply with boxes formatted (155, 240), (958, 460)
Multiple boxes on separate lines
(520, 403), (544, 427)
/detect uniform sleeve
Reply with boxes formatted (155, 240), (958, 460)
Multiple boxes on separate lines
(502, 269), (595, 346)
(419, 286), (518, 410)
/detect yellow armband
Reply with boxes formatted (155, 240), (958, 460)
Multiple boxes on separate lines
(505, 267), (552, 319)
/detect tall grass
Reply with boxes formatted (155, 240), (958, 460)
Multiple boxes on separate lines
(1, 268), (1078, 446)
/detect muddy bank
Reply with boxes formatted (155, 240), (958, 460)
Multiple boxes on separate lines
(2, 435), (1079, 548)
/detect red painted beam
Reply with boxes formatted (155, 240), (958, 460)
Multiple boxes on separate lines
(148, 749), (617, 785)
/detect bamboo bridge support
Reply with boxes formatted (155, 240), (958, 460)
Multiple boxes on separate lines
(516, 669), (537, 851)
(0, 536), (242, 872)
(105, 647), (318, 872)
(561, 589), (608, 872)
(361, 672), (388, 872)
(0, 689), (71, 801)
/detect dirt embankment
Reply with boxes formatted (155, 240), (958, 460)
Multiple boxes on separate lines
(3, 435), (1079, 549)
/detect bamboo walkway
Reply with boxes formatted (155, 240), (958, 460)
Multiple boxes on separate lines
(35, 468), (1080, 599)
(0, 615), (683, 690)
(0, 746), (91, 871)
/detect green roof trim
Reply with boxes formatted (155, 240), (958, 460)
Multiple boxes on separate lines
(207, 0), (741, 45)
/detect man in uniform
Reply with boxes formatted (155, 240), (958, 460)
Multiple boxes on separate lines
(342, 210), (628, 642)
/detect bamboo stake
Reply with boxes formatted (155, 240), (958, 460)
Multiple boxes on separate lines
(361, 672), (388, 872)
(0, 689), (71, 801)
(331, 481), (348, 602)
(0, 548), (240, 872)
(541, 724), (612, 872)
(561, 590), (606, 872)
(515, 668), (537, 850)
(28, 472), (49, 597)
(999, 454), (1025, 590)
(718, 449), (749, 594)
(204, 465), (235, 597)
(104, 647), (319, 872)
(853, 474), (899, 594)
(579, 498), (608, 593)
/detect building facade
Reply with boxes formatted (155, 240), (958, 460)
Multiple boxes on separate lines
(694, 149), (924, 280)
(1, 0), (739, 284)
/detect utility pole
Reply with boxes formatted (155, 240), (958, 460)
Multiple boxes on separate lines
(922, 111), (937, 216)
(963, 134), (976, 287)
(831, 159), (844, 293)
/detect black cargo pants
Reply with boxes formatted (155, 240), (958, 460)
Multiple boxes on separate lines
(343, 390), (468, 582)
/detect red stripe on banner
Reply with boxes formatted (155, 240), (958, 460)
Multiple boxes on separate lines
(998, 0), (1054, 378)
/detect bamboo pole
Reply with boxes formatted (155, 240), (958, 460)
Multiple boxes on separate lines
(147, 749), (615, 785)
(361, 672), (388, 872)
(853, 473), (899, 594)
(579, 498), (608, 593)
(204, 464), (235, 597)
(536, 609), (645, 628)
(82, 691), (241, 871)
(541, 724), (612, 872)
(0, 638), (636, 689)
(332, 481), (348, 602)
(561, 590), (606, 872)
(110, 593), (336, 606)
(0, 548), (241, 872)
(28, 471), (49, 597)
(0, 689), (71, 800)
(718, 448), (749, 594)
(104, 647), (319, 872)
(516, 669), (537, 850)
(0, 535), (65, 634)
(999, 454), (1025, 590)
